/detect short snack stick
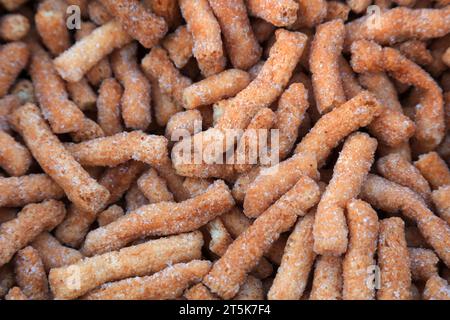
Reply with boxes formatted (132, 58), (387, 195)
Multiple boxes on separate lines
(309, 256), (343, 300)
(137, 168), (174, 203)
(293, 0), (327, 29)
(246, 0), (299, 27)
(0, 41), (29, 98)
(0, 13), (29, 41)
(97, 78), (124, 136)
(161, 25), (193, 69)
(409, 248), (439, 281)
(184, 283), (218, 300)
(66, 78), (97, 112)
(423, 275), (450, 300)
(0, 130), (32, 176)
(414, 152), (450, 189)
(97, 205), (124, 227)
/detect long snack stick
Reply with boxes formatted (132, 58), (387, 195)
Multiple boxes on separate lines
(49, 231), (204, 300)
(97, 78), (124, 136)
(0, 41), (29, 98)
(246, 0), (299, 27)
(0, 130), (32, 176)
(309, 256), (343, 300)
(10, 104), (110, 213)
(409, 248), (439, 281)
(414, 152), (450, 189)
(423, 275), (450, 300)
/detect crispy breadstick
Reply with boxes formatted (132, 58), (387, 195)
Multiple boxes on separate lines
(246, 0), (298, 27)
(423, 275), (450, 300)
(431, 185), (450, 225)
(293, 0), (327, 29)
(179, 0), (226, 77)
(0, 41), (29, 98)
(0, 130), (32, 176)
(409, 248), (439, 281)
(97, 205), (124, 227)
(0, 13), (29, 41)
(0, 200), (66, 267)
(162, 25), (193, 69)
(137, 168), (174, 203)
(414, 152), (450, 190)
(97, 78), (124, 136)
(184, 283), (218, 300)
(10, 104), (110, 213)
(49, 232), (204, 300)
(309, 256), (343, 300)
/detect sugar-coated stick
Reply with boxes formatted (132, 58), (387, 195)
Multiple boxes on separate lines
(97, 205), (124, 227)
(97, 78), (124, 136)
(165, 110), (202, 140)
(142, 0), (181, 29)
(246, 0), (299, 27)
(232, 167), (261, 203)
(125, 183), (148, 212)
(150, 76), (183, 127)
(309, 256), (343, 300)
(409, 248), (439, 281)
(0, 13), (29, 41)
(184, 283), (218, 300)
(423, 275), (450, 300)
(0, 41), (29, 98)
(69, 118), (105, 143)
(162, 25), (193, 69)
(292, 0), (327, 29)
(66, 78), (97, 112)
(431, 185), (450, 225)
(396, 40), (433, 66)
(0, 130), (32, 176)
(88, 0), (111, 25)
(137, 168), (174, 203)
(414, 152), (450, 190)
(234, 276), (264, 300)
(326, 1), (351, 22)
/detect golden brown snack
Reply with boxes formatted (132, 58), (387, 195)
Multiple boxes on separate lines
(325, 1), (351, 21)
(423, 275), (450, 300)
(234, 275), (264, 300)
(0, 42), (29, 98)
(246, 0), (298, 27)
(87, 0), (111, 25)
(0, 13), (29, 41)
(292, 0), (327, 29)
(97, 78), (124, 136)
(414, 152), (450, 190)
(66, 78), (97, 112)
(97, 205), (124, 227)
(161, 25), (193, 69)
(5, 287), (28, 300)
(137, 168), (174, 203)
(309, 256), (343, 300)
(0, 130), (32, 176)
(125, 183), (148, 212)
(409, 248), (439, 281)
(431, 185), (450, 224)
(396, 40), (433, 66)
(142, 0), (181, 29)
(165, 110), (202, 141)
(184, 283), (218, 300)
(69, 118), (105, 143)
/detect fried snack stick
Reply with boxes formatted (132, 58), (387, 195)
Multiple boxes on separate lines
(409, 248), (439, 281)
(142, 0), (181, 29)
(423, 275), (450, 300)
(31, 232), (83, 272)
(54, 20), (132, 82)
(150, 77), (183, 127)
(5, 287), (28, 300)
(0, 174), (64, 207)
(292, 0), (327, 29)
(82, 180), (234, 255)
(137, 168), (174, 203)
(125, 184), (148, 212)
(346, 0), (371, 13)
(325, 1), (351, 22)
(14, 246), (50, 300)
(97, 78), (123, 136)
(377, 217), (412, 300)
(65, 131), (168, 168)
(88, 0), (111, 25)
(49, 232), (203, 300)
(310, 19), (346, 114)
(69, 118), (105, 143)
(0, 200), (65, 267)
(345, 6), (450, 47)
(10, 104), (110, 213)
(0, 131), (32, 176)
(377, 153), (431, 202)
(97, 205), (124, 227)
(162, 25), (193, 69)
(309, 256), (343, 300)
(0, 42), (29, 98)
(165, 110), (202, 140)
(314, 132), (377, 255)
(179, 0), (226, 77)
(142, 46), (192, 108)
(232, 167), (261, 203)
(396, 40), (433, 66)
(234, 276), (264, 300)
(361, 175), (450, 267)
(209, 0), (261, 70)
(204, 176), (320, 299)
(245, 0), (298, 27)
(0, 0), (28, 11)
(431, 185), (450, 224)
(184, 283), (219, 300)
(83, 260), (211, 300)
(154, 157), (191, 202)
(414, 152), (450, 190)
(183, 70), (251, 110)
(268, 212), (316, 300)
(0, 14), (29, 41)
(99, 0), (167, 48)
(343, 200), (379, 300)
(66, 78), (97, 112)
(35, 0), (70, 56)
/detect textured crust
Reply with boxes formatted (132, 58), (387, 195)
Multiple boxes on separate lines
(423, 275), (450, 300)
(409, 248), (439, 281)
(431, 185), (450, 225)
(0, 130), (31, 176)
(97, 78), (124, 136)
(0, 14), (29, 41)
(246, 0), (299, 27)
(162, 25), (193, 69)
(137, 168), (174, 203)
(310, 256), (343, 300)
(0, 42), (29, 98)
(184, 283), (218, 300)
(414, 152), (450, 190)
(292, 0), (327, 29)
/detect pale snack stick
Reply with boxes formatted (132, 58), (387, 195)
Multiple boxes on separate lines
(14, 246), (50, 300)
(409, 248), (439, 281)
(204, 176), (320, 299)
(268, 212), (316, 300)
(10, 104), (110, 213)
(343, 200), (379, 300)
(377, 217), (412, 300)
(310, 19), (346, 114)
(361, 175), (450, 268)
(0, 264), (15, 298)
(396, 40), (433, 66)
(314, 132), (377, 255)
(183, 70), (251, 110)
(28, 44), (85, 134)
(345, 7), (450, 47)
(125, 184), (149, 212)
(111, 43), (151, 130)
(245, 0), (298, 27)
(0, 200), (65, 267)
(5, 287), (28, 300)
(97, 78), (123, 136)
(234, 276), (264, 300)
(274, 83), (309, 160)
(0, 0), (28, 11)
(0, 174), (64, 207)
(165, 110), (202, 141)
(142, 46), (192, 107)
(309, 256), (343, 300)
(88, 0), (111, 25)
(0, 41), (29, 98)
(142, 0), (181, 29)
(150, 76), (183, 127)
(292, 0), (327, 29)
(251, 18), (275, 44)
(137, 168), (174, 203)
(209, 0), (262, 70)
(0, 94), (21, 132)
(0, 130), (32, 176)
(346, 0), (371, 13)
(65, 131), (168, 168)
(376, 153), (431, 202)
(49, 231), (203, 300)
(54, 20), (132, 83)
(431, 185), (450, 224)
(325, 2), (351, 22)
(423, 275), (450, 300)
(0, 13), (29, 41)
(35, 0), (70, 56)
(178, 0), (225, 76)
(184, 283), (218, 300)
(82, 180), (234, 255)
(66, 78), (97, 112)
(97, 205), (124, 227)
(69, 118), (105, 143)
(232, 167), (261, 203)
(414, 152), (450, 190)
(162, 25), (193, 69)
(31, 232), (83, 272)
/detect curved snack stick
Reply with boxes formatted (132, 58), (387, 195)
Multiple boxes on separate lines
(65, 131), (168, 168)
(377, 153), (431, 202)
(409, 248), (439, 281)
(137, 168), (174, 203)
(49, 231), (204, 300)
(184, 283), (218, 300)
(377, 217), (412, 300)
(246, 0), (298, 27)
(0, 174), (64, 207)
(414, 152), (450, 190)
(0, 14), (30, 41)
(54, 20), (132, 82)
(204, 176), (320, 299)
(31, 232), (83, 271)
(35, 0), (70, 56)
(66, 78), (97, 111)
(343, 199), (379, 300)
(431, 185), (450, 225)
(0, 130), (32, 176)
(310, 19), (346, 114)
(165, 110), (202, 140)
(97, 78), (124, 136)
(14, 246), (50, 300)
(10, 104), (110, 213)
(162, 25), (193, 69)
(97, 205), (124, 227)
(142, 0), (181, 29)
(314, 132), (377, 255)
(0, 200), (66, 267)
(209, 0), (262, 70)
(292, 0), (327, 29)
(82, 180), (234, 255)
(5, 287), (28, 300)
(142, 46), (192, 107)
(183, 69), (251, 110)
(179, 0), (226, 77)
(268, 212), (316, 300)
(309, 256), (343, 300)
(396, 40), (433, 66)
(423, 275), (450, 300)
(0, 41), (29, 98)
